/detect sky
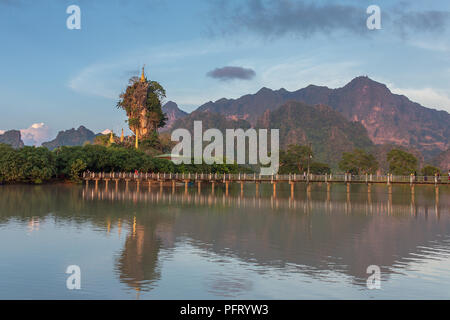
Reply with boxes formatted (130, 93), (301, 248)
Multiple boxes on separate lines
(0, 0), (449, 145)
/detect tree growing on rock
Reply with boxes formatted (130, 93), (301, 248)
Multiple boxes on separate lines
(117, 67), (167, 148)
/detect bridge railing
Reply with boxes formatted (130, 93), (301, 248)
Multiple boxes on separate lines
(82, 172), (448, 184)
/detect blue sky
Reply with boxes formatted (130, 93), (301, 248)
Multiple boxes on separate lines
(0, 0), (449, 144)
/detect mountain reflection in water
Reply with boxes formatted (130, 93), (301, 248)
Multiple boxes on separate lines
(0, 183), (449, 299)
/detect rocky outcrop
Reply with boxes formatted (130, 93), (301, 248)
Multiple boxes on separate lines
(0, 130), (24, 148)
(160, 101), (188, 131)
(42, 126), (96, 150)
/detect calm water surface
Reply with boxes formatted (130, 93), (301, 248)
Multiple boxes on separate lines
(0, 182), (449, 299)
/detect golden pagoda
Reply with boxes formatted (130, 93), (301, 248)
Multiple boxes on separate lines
(120, 128), (124, 143)
(140, 65), (146, 83)
(109, 131), (114, 144)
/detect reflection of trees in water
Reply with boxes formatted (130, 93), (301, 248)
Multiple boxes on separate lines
(1, 184), (449, 291)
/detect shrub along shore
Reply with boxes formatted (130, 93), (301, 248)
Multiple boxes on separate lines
(0, 144), (243, 185)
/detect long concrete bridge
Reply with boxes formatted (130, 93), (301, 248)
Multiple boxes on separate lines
(83, 172), (448, 198)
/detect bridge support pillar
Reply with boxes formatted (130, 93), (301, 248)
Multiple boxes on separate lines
(225, 181), (229, 196)
(290, 182), (294, 199)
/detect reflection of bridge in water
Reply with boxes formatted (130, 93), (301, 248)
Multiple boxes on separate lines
(82, 183), (447, 218)
(84, 172), (447, 202)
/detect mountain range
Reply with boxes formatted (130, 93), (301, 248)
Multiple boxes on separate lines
(165, 76), (449, 167)
(1, 76), (448, 170)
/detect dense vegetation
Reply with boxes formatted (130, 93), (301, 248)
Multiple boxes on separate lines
(387, 149), (418, 175)
(0, 141), (440, 185)
(0, 144), (244, 185)
(338, 149), (378, 174)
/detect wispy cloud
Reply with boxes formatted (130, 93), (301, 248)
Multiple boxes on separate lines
(68, 39), (231, 100)
(207, 66), (256, 81)
(391, 87), (450, 113)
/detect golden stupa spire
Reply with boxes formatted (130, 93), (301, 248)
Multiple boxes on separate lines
(109, 131), (114, 144)
(135, 132), (139, 149)
(120, 128), (124, 143)
(140, 65), (146, 83)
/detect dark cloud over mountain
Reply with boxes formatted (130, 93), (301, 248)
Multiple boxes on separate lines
(206, 0), (450, 39)
(207, 66), (256, 81)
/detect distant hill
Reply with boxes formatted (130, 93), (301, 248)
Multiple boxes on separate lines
(171, 109), (252, 132)
(42, 126), (97, 150)
(0, 130), (24, 148)
(160, 101), (188, 131)
(431, 149), (450, 171)
(256, 101), (374, 168)
(196, 76), (450, 159)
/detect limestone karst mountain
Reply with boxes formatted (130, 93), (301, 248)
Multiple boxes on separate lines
(41, 126), (97, 150)
(160, 101), (188, 131)
(0, 130), (24, 149)
(195, 76), (449, 159)
(256, 101), (374, 168)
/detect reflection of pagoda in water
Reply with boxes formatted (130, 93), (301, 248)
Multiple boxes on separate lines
(115, 217), (162, 295)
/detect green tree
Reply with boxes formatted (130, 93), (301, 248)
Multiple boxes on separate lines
(116, 70), (167, 141)
(70, 159), (87, 183)
(279, 145), (313, 174)
(387, 149), (418, 175)
(309, 162), (331, 174)
(338, 149), (378, 174)
(421, 165), (441, 176)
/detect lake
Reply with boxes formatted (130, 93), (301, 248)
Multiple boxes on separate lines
(0, 182), (449, 299)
